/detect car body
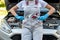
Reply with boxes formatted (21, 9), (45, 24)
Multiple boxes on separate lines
(0, 0), (60, 40)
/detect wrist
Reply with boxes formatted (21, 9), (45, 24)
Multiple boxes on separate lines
(38, 13), (49, 21)
(15, 14), (19, 17)
(44, 13), (49, 17)
(15, 14), (19, 19)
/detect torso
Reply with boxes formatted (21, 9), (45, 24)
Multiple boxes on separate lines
(21, 1), (42, 27)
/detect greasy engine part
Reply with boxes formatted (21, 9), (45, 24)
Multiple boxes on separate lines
(7, 17), (16, 22)
(7, 17), (22, 29)
(43, 18), (60, 29)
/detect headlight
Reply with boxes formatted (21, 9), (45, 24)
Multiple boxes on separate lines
(0, 19), (12, 34)
(0, 26), (12, 34)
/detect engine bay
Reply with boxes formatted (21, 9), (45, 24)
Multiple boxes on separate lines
(4, 11), (60, 30)
(43, 12), (60, 29)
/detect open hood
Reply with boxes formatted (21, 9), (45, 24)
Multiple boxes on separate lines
(0, 0), (8, 20)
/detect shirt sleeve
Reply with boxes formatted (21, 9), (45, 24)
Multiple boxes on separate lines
(39, 0), (48, 8)
(16, 1), (23, 8)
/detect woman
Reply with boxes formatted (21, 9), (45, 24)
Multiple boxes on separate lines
(9, 0), (55, 40)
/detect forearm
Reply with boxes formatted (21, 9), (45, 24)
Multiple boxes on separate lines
(9, 9), (17, 16)
(9, 6), (18, 16)
(48, 7), (55, 15)
(45, 4), (55, 15)
(38, 5), (55, 21)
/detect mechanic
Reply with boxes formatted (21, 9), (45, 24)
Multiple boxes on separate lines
(9, 0), (55, 40)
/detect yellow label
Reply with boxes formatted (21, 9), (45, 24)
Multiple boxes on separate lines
(0, 0), (8, 19)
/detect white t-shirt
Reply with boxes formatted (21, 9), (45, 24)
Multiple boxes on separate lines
(16, 0), (48, 10)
